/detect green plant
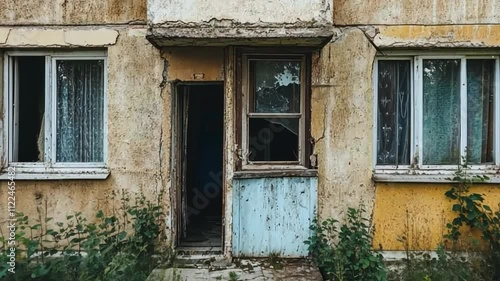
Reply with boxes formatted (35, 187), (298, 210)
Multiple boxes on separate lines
(0, 189), (166, 281)
(228, 271), (239, 281)
(389, 244), (480, 281)
(268, 252), (284, 270)
(444, 159), (500, 280)
(305, 205), (387, 281)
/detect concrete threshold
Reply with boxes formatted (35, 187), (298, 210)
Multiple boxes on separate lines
(146, 258), (323, 281)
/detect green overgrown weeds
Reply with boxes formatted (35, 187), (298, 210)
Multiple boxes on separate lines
(0, 189), (167, 281)
(305, 205), (387, 281)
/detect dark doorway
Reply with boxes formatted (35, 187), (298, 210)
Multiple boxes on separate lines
(177, 83), (224, 250)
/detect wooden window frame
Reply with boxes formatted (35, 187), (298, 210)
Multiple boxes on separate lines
(236, 49), (312, 172)
(1, 50), (109, 180)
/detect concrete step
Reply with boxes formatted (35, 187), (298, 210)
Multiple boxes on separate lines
(146, 258), (323, 281)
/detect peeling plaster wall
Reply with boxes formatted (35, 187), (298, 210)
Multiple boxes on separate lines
(370, 25), (500, 48)
(148, 0), (332, 26)
(0, 0), (146, 25)
(334, 0), (500, 25)
(0, 27), (171, 242)
(311, 28), (377, 222)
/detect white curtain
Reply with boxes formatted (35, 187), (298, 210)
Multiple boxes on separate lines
(56, 60), (104, 163)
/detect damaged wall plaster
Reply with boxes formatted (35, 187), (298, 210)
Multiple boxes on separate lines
(0, 0), (146, 25)
(147, 0), (332, 26)
(0, 28), (119, 47)
(311, 28), (377, 223)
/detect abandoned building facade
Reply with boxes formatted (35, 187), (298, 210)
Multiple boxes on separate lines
(1, 0), (500, 258)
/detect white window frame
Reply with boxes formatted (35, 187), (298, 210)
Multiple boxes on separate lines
(373, 52), (500, 182)
(1, 50), (109, 180)
(241, 53), (308, 171)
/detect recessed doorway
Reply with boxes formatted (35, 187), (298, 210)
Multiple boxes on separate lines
(174, 83), (224, 252)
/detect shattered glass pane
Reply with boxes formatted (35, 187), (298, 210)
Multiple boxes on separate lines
(251, 60), (301, 113)
(248, 117), (299, 161)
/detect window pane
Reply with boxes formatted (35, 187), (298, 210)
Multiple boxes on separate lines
(56, 60), (105, 162)
(251, 60), (301, 113)
(377, 60), (411, 165)
(248, 118), (299, 161)
(422, 59), (461, 165)
(12, 57), (45, 162)
(467, 59), (495, 164)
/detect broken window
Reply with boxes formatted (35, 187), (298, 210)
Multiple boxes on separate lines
(241, 54), (310, 168)
(375, 56), (498, 169)
(6, 52), (106, 168)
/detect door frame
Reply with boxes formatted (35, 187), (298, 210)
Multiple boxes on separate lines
(171, 81), (226, 250)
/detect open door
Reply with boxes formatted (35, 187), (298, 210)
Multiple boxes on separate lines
(173, 83), (224, 252)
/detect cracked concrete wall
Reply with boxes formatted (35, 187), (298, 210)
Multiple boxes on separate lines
(0, 0), (146, 25)
(334, 0), (500, 25)
(148, 0), (332, 26)
(0, 26), (171, 242)
(311, 28), (377, 223)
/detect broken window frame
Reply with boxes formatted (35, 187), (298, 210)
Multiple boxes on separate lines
(373, 52), (500, 180)
(240, 52), (311, 171)
(1, 50), (108, 179)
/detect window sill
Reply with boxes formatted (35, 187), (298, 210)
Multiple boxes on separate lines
(373, 170), (500, 183)
(233, 169), (318, 179)
(0, 167), (110, 180)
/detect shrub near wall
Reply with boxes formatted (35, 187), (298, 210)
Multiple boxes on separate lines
(0, 190), (167, 281)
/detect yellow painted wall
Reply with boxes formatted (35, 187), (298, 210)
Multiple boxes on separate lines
(372, 183), (500, 251)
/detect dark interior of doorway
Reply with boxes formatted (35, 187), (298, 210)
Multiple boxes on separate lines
(180, 84), (223, 249)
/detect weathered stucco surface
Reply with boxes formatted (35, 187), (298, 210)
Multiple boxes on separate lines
(334, 0), (500, 25)
(0, 27), (171, 242)
(1, 0), (500, 257)
(148, 0), (332, 26)
(0, 0), (146, 25)
(312, 28), (377, 222)
(369, 25), (500, 48)
(0, 28), (119, 47)
(372, 184), (500, 251)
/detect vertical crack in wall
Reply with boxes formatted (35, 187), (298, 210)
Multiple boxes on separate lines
(157, 54), (169, 194)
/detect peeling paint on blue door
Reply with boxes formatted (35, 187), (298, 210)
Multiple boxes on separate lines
(232, 177), (317, 257)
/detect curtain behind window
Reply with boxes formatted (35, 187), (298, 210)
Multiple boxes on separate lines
(423, 59), (461, 165)
(377, 60), (411, 165)
(467, 59), (495, 164)
(56, 60), (104, 163)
